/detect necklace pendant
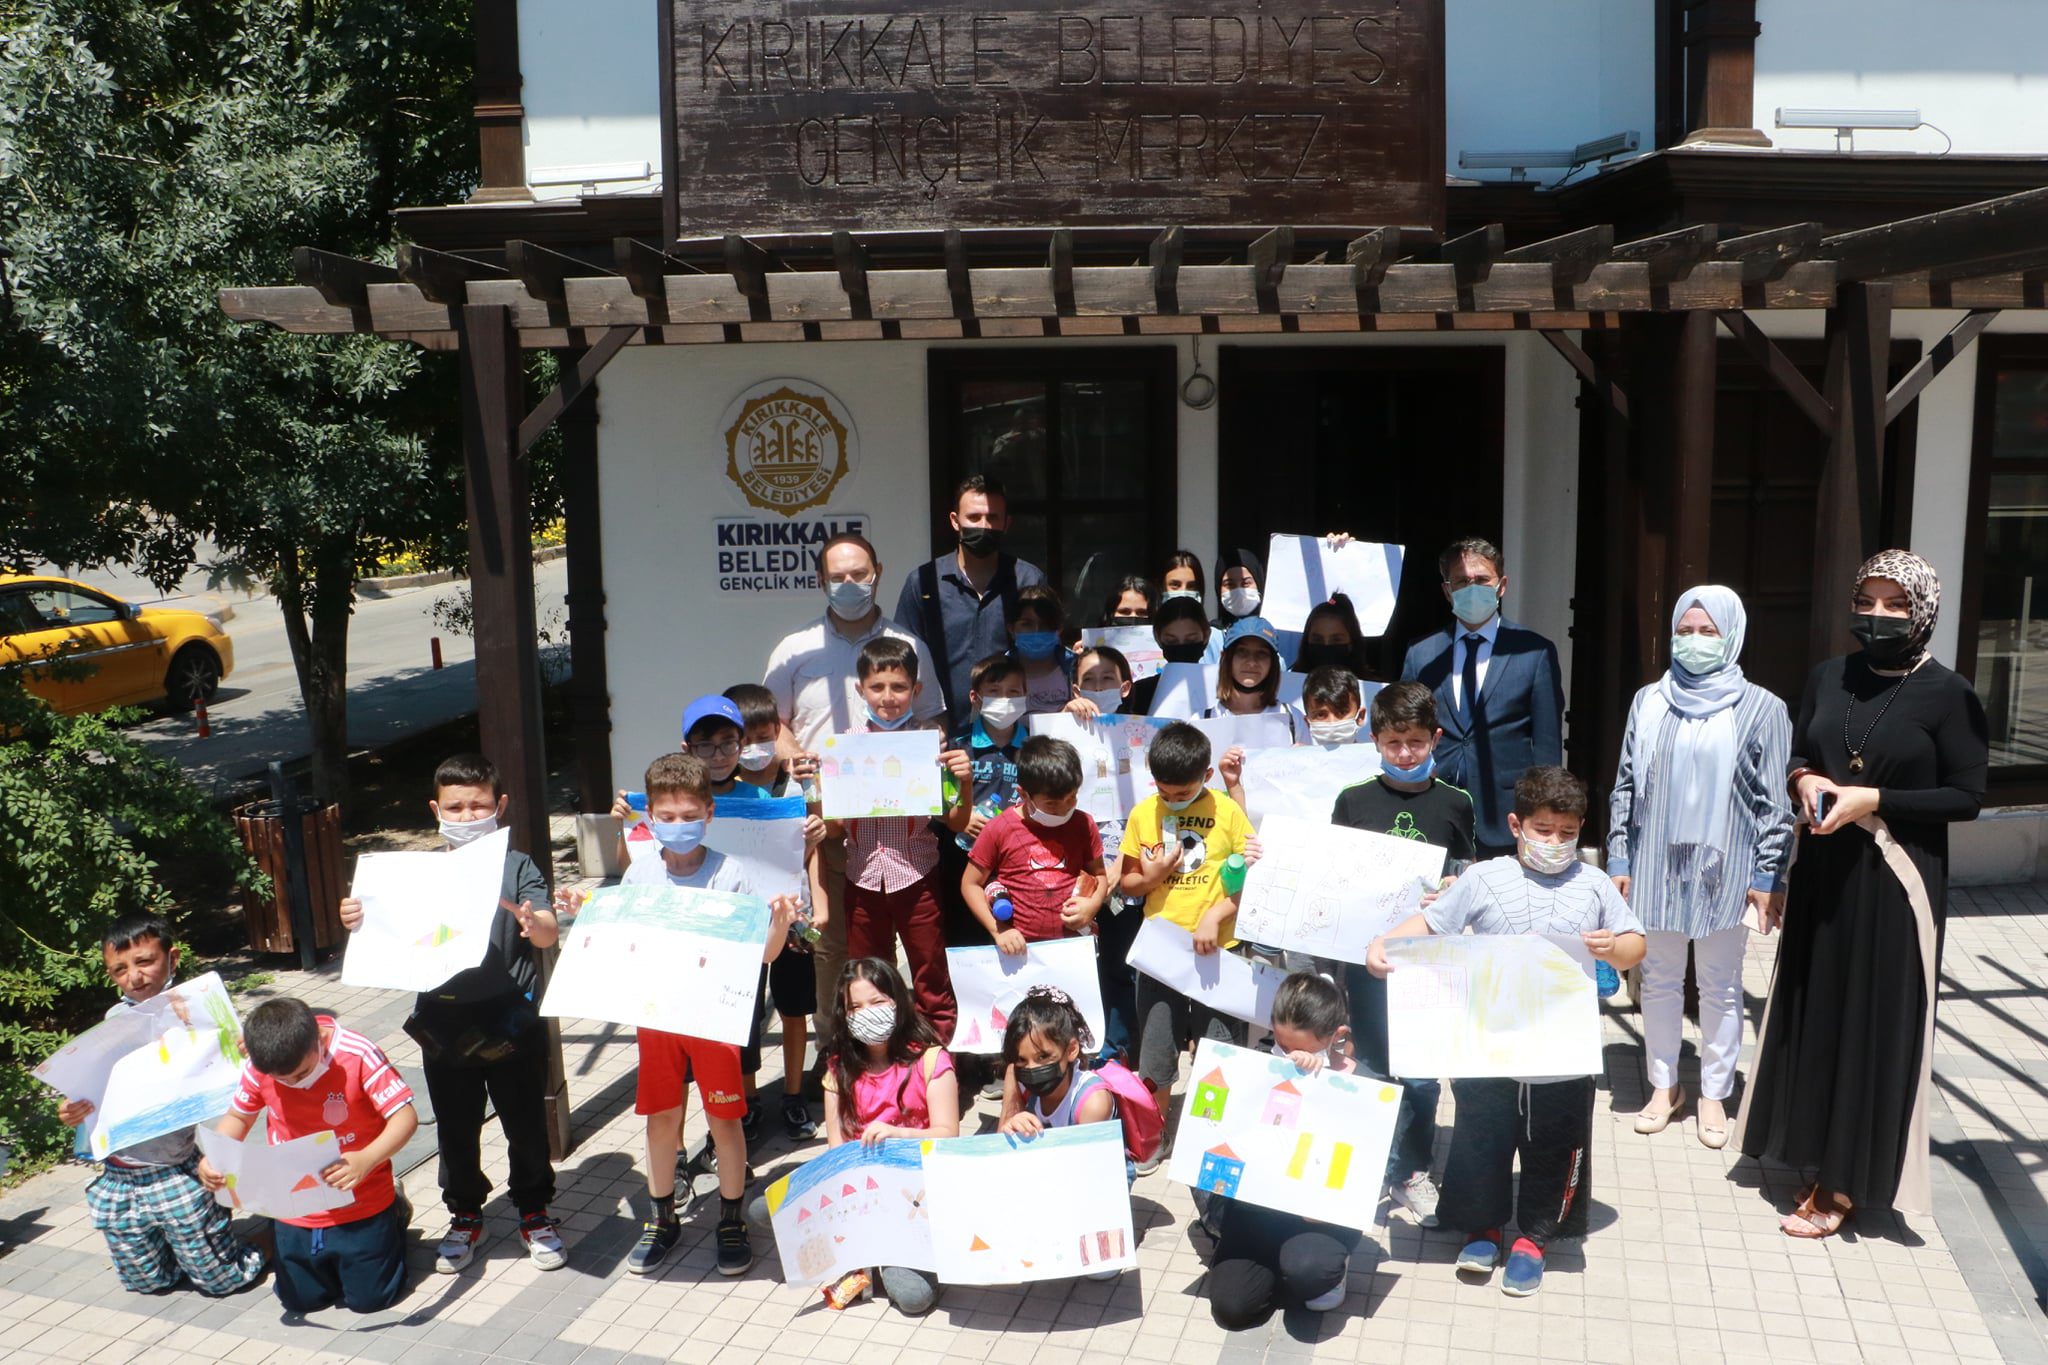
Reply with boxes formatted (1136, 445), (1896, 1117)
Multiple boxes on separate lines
(1848, 754), (1865, 775)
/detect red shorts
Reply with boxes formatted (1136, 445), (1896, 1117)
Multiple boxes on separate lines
(634, 1029), (746, 1119)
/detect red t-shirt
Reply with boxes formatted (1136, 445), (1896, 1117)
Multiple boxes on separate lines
(968, 806), (1104, 942)
(229, 1016), (414, 1227)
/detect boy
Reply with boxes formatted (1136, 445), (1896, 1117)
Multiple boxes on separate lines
(963, 736), (1109, 950)
(1117, 722), (1253, 1173)
(827, 637), (973, 1041)
(338, 753), (566, 1274)
(1330, 681), (1475, 1229)
(1366, 766), (1644, 1298)
(1301, 665), (1366, 747)
(1068, 644), (1142, 1063)
(61, 917), (267, 1298)
(684, 694), (752, 799)
(200, 999), (419, 1314)
(619, 751), (800, 1275)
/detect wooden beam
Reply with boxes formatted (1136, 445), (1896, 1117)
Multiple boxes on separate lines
(943, 228), (975, 321)
(722, 234), (775, 322)
(1345, 228), (1400, 290)
(1538, 328), (1630, 422)
(1503, 225), (1616, 286)
(517, 325), (637, 454)
(1825, 186), (2048, 283)
(396, 244), (508, 305)
(1611, 224), (1717, 285)
(1717, 310), (1835, 435)
(1438, 225), (1505, 288)
(1149, 226), (1183, 314)
(1711, 223), (1823, 284)
(505, 239), (613, 305)
(1247, 227), (1294, 312)
(553, 350), (612, 814)
(1810, 282), (1893, 659)
(291, 247), (397, 309)
(1049, 229), (1076, 316)
(833, 230), (872, 320)
(1884, 308), (1998, 425)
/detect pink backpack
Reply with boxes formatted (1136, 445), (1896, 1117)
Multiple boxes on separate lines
(1092, 1061), (1164, 1164)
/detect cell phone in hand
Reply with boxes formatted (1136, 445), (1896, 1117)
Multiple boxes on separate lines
(1814, 790), (1836, 824)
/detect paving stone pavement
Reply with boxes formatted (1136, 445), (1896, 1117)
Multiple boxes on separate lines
(5, 868), (2047, 1365)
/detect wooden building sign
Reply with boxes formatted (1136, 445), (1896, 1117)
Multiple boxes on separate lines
(661, 0), (1445, 237)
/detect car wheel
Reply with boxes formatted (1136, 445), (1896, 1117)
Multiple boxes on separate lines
(164, 645), (222, 710)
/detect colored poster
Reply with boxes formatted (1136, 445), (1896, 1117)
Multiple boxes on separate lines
(1126, 917), (1289, 1029)
(540, 884), (770, 1045)
(1080, 626), (1166, 681)
(703, 793), (810, 902)
(341, 827), (509, 992)
(1383, 934), (1603, 1079)
(763, 1139), (933, 1284)
(1237, 743), (1382, 825)
(945, 939), (1106, 1054)
(1187, 712), (1296, 757)
(1168, 1038), (1400, 1232)
(1026, 712), (1168, 821)
(817, 730), (944, 820)
(194, 1126), (354, 1222)
(1146, 662), (1215, 720)
(1262, 535), (1405, 635)
(1233, 815), (1446, 966)
(925, 1123), (1136, 1284)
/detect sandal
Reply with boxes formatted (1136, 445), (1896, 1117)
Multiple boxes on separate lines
(1781, 1189), (1853, 1239)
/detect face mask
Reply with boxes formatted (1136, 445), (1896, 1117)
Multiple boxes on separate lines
(826, 579), (875, 621)
(1309, 718), (1359, 746)
(1450, 583), (1499, 626)
(651, 819), (708, 855)
(1851, 612), (1917, 664)
(1519, 835), (1578, 876)
(1111, 613), (1149, 624)
(978, 696), (1027, 730)
(1015, 1059), (1068, 1096)
(1670, 633), (1728, 675)
(1220, 586), (1261, 617)
(1160, 641), (1206, 665)
(867, 707), (913, 731)
(1013, 631), (1061, 660)
(1162, 792), (1202, 812)
(847, 1003), (896, 1045)
(1026, 803), (1075, 828)
(1270, 1039), (1332, 1068)
(958, 525), (1003, 558)
(439, 813), (499, 847)
(277, 1050), (331, 1089)
(1160, 589), (1201, 604)
(1080, 687), (1125, 714)
(1295, 641), (1352, 671)
(738, 742), (777, 771)
(1381, 752), (1436, 784)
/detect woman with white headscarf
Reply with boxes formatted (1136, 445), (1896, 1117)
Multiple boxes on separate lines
(1734, 551), (1987, 1238)
(1608, 586), (1793, 1149)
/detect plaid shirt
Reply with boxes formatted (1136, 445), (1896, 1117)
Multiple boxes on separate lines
(845, 813), (939, 892)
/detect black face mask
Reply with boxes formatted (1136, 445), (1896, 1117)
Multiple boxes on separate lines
(958, 525), (1003, 558)
(1295, 641), (1354, 671)
(1160, 641), (1206, 665)
(1015, 1059), (1068, 1097)
(1850, 612), (1916, 664)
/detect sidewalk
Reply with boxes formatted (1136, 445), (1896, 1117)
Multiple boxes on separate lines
(3, 874), (2045, 1365)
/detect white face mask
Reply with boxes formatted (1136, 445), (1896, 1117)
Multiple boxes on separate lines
(1160, 588), (1200, 604)
(1027, 804), (1076, 828)
(439, 813), (499, 847)
(1519, 836), (1578, 876)
(277, 1049), (331, 1089)
(1308, 718), (1359, 746)
(847, 1003), (896, 1045)
(738, 742), (777, 771)
(1270, 1039), (1333, 1067)
(1221, 586), (1261, 617)
(978, 696), (1027, 730)
(1079, 687), (1125, 714)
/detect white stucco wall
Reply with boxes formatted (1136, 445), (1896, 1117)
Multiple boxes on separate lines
(1445, 0), (1656, 180)
(518, 0), (661, 198)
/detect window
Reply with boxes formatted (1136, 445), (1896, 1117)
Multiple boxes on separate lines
(1962, 338), (2048, 782)
(25, 585), (122, 628)
(928, 349), (1177, 625)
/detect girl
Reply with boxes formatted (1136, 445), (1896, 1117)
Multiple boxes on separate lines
(821, 958), (961, 1315)
(1211, 618), (1305, 800)
(997, 987), (1117, 1138)
(1098, 575), (1156, 627)
(1066, 645), (1133, 721)
(1291, 594), (1374, 678)
(1206, 973), (1363, 1329)
(1122, 597), (1211, 715)
(1159, 550), (1206, 606)
(1213, 547), (1266, 630)
(1008, 585), (1075, 715)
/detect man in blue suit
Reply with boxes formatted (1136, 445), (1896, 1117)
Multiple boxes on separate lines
(1400, 537), (1564, 857)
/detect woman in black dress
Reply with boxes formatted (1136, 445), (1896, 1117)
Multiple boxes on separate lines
(1734, 550), (1988, 1236)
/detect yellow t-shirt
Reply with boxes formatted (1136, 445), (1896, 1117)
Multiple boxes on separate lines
(1119, 789), (1252, 941)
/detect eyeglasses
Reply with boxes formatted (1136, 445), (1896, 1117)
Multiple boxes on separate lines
(688, 740), (740, 759)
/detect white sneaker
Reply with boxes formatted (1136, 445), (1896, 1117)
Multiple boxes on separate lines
(520, 1212), (568, 1271)
(1303, 1258), (1348, 1312)
(1389, 1172), (1441, 1228)
(433, 1212), (484, 1274)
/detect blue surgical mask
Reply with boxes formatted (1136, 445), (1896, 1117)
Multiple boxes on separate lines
(1381, 753), (1435, 784)
(1163, 793), (1202, 811)
(651, 819), (707, 855)
(867, 707), (913, 731)
(825, 579), (875, 621)
(1670, 633), (1728, 674)
(1450, 583), (1499, 626)
(1013, 631), (1061, 660)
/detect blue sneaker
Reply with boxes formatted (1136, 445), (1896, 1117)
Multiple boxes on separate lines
(1455, 1230), (1501, 1277)
(1501, 1238), (1545, 1297)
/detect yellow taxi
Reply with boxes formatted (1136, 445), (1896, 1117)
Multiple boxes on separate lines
(0, 573), (235, 714)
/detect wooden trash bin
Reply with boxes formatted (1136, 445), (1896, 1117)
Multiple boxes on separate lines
(233, 800), (347, 955)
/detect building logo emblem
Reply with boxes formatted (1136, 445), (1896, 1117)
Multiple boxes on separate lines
(723, 382), (853, 516)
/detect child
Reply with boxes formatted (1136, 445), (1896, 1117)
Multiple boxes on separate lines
(1117, 722), (1253, 1172)
(1301, 664), (1365, 748)
(683, 694), (752, 797)
(337, 753), (566, 1274)
(1212, 617), (1304, 797)
(964, 736), (1108, 949)
(1327, 681), (1476, 1227)
(828, 636), (972, 1043)
(1008, 585), (1074, 714)
(60, 917), (267, 1298)
(619, 751), (800, 1276)
(726, 682), (826, 1141)
(1065, 644), (1143, 1065)
(938, 653), (1029, 1057)
(997, 986), (1117, 1136)
(1122, 597), (1213, 715)
(1366, 766), (1644, 1298)
(821, 958), (961, 1316)
(200, 999), (419, 1313)
(1206, 973), (1363, 1328)
(1066, 644), (1133, 722)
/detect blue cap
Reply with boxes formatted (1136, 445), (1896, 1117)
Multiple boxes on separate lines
(1219, 616), (1280, 655)
(681, 694), (744, 739)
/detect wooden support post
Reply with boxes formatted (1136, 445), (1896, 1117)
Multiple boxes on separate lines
(1669, 310), (1717, 592)
(470, 0), (531, 202)
(1810, 283), (1894, 662)
(556, 353), (612, 815)
(1680, 0), (1769, 147)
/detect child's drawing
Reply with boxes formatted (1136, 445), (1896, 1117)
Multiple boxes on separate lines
(924, 1124), (1135, 1284)
(1234, 814), (1446, 966)
(818, 731), (943, 820)
(764, 1139), (930, 1286)
(945, 940), (1105, 1055)
(1383, 934), (1603, 1079)
(540, 884), (771, 1045)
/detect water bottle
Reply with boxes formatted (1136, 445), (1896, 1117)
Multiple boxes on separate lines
(1575, 846), (1622, 998)
(1218, 853), (1248, 897)
(958, 797), (1001, 852)
(622, 791), (648, 829)
(989, 881), (1014, 930)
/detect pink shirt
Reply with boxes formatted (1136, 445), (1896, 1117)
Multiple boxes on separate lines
(825, 1048), (955, 1140)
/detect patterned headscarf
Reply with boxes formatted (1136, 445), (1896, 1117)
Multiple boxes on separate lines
(1854, 549), (1941, 664)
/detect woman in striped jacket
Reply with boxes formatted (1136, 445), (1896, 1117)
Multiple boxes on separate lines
(1607, 585), (1794, 1149)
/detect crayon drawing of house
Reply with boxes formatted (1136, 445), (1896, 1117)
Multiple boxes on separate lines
(1197, 1143), (1245, 1197)
(1191, 1068), (1230, 1121)
(882, 754), (903, 779)
(1262, 1079), (1303, 1128)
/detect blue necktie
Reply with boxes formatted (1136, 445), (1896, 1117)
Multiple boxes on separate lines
(1461, 633), (1484, 727)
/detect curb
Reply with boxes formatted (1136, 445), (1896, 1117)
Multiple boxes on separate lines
(356, 544), (565, 597)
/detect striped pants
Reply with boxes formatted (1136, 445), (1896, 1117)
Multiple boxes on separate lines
(86, 1156), (266, 1296)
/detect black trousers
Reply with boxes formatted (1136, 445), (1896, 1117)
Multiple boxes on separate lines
(1206, 1199), (1360, 1329)
(273, 1204), (406, 1313)
(420, 1014), (556, 1217)
(1436, 1076), (1595, 1245)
